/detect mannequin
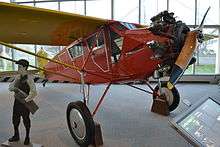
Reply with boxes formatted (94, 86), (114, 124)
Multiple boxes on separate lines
(8, 59), (37, 145)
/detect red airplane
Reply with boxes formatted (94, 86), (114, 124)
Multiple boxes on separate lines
(0, 2), (211, 146)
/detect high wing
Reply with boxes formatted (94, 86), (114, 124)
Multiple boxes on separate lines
(0, 2), (107, 46)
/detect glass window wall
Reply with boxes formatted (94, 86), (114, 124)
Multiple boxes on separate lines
(0, 46), (13, 71)
(20, 3), (34, 6)
(86, 0), (111, 19)
(141, 0), (167, 25)
(0, 0), (10, 2)
(14, 44), (35, 70)
(195, 28), (219, 74)
(35, 2), (58, 10)
(0, 0), (10, 3)
(60, 1), (84, 15)
(169, 0), (195, 25)
(197, 0), (219, 25)
(114, 0), (139, 23)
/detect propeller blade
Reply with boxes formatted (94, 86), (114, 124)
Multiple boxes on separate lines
(167, 31), (197, 89)
(167, 7), (212, 89)
(203, 34), (219, 41)
(197, 6), (211, 31)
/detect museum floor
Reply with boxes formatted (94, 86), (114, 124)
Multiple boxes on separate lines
(0, 83), (219, 147)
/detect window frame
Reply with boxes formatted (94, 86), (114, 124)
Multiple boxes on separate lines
(86, 29), (105, 53)
(67, 42), (85, 60)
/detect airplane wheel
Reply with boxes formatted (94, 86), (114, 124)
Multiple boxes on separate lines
(153, 83), (180, 112)
(66, 101), (95, 147)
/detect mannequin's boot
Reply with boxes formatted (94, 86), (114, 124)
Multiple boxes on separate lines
(8, 126), (20, 142)
(24, 127), (30, 145)
(24, 137), (30, 145)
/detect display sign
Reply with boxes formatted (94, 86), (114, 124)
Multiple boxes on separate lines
(170, 97), (220, 147)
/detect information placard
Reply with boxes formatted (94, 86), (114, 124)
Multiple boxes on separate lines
(170, 97), (220, 147)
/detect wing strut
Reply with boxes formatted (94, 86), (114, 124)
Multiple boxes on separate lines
(0, 41), (111, 81)
(0, 41), (81, 72)
(0, 55), (79, 82)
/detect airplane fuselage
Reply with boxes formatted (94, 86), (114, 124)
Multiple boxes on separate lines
(45, 21), (171, 84)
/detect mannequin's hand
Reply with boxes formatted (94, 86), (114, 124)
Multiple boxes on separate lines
(13, 87), (19, 93)
(25, 97), (33, 102)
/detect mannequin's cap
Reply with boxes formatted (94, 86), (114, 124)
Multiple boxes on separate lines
(15, 59), (29, 68)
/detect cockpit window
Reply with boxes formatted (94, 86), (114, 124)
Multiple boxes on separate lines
(120, 22), (137, 30)
(68, 42), (84, 59)
(87, 34), (96, 49)
(87, 32), (104, 50)
(112, 22), (137, 32)
(110, 30), (123, 63)
(113, 23), (127, 31)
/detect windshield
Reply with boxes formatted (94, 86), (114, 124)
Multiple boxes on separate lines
(120, 22), (137, 30)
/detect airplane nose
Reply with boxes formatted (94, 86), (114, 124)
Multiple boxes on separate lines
(168, 31), (198, 89)
(168, 7), (211, 89)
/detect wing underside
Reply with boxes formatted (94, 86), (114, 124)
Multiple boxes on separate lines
(0, 2), (107, 46)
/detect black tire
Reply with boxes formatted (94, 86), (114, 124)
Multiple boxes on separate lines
(153, 82), (180, 112)
(66, 101), (95, 147)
